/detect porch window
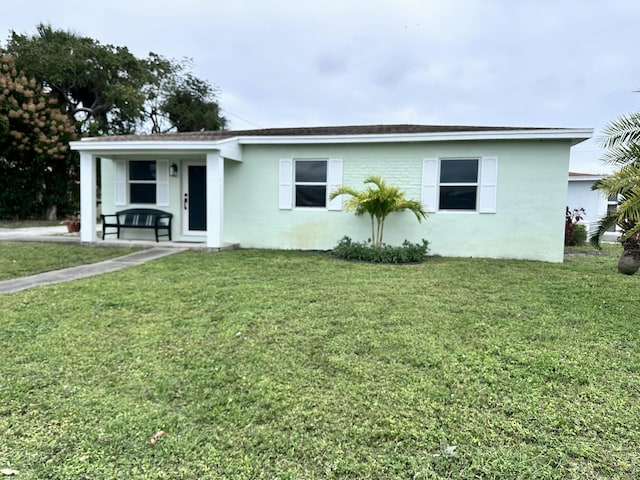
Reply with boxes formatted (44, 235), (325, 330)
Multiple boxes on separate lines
(129, 161), (157, 204)
(114, 160), (169, 206)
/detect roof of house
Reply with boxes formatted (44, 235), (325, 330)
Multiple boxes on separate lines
(79, 124), (584, 143)
(71, 124), (594, 159)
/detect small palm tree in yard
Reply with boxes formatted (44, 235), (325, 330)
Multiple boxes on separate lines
(590, 112), (640, 274)
(329, 175), (428, 248)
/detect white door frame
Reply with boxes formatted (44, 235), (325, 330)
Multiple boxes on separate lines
(181, 161), (207, 236)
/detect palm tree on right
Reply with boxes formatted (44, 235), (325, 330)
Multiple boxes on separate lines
(590, 112), (640, 274)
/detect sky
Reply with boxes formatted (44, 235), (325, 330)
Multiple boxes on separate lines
(3, 0), (640, 174)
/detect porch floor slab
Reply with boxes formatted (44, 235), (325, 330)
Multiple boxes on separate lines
(0, 225), (239, 250)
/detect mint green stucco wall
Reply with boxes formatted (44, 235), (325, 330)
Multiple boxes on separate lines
(99, 139), (571, 262)
(224, 140), (572, 262)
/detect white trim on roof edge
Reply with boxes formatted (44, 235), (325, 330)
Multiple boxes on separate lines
(237, 128), (593, 146)
(568, 173), (605, 182)
(69, 139), (243, 161)
(69, 127), (593, 154)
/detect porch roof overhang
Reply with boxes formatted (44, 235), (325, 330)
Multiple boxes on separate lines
(69, 137), (242, 161)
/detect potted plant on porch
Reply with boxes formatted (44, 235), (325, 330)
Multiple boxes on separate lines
(62, 214), (81, 233)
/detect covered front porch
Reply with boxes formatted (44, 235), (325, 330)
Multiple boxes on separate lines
(70, 137), (242, 248)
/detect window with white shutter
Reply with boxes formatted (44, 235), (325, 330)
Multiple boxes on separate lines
(114, 160), (127, 206)
(279, 158), (343, 210)
(115, 160), (170, 205)
(421, 157), (498, 213)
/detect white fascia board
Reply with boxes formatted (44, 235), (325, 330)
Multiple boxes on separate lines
(236, 128), (594, 145)
(69, 140), (219, 153)
(68, 128), (594, 155)
(568, 174), (605, 182)
(215, 138), (242, 161)
(69, 139), (243, 161)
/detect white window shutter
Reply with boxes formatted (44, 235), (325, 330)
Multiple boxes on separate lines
(115, 160), (127, 206)
(156, 160), (169, 206)
(326, 158), (343, 211)
(279, 159), (293, 210)
(479, 157), (498, 213)
(421, 158), (438, 212)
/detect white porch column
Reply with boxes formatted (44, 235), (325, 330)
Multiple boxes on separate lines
(206, 151), (224, 248)
(79, 152), (97, 243)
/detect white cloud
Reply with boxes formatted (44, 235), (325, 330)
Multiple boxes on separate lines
(2, 0), (640, 170)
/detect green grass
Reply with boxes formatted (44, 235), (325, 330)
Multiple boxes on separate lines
(0, 245), (638, 479)
(564, 242), (620, 256)
(0, 242), (141, 280)
(0, 220), (62, 228)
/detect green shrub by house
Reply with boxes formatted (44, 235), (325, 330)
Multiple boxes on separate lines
(332, 236), (429, 263)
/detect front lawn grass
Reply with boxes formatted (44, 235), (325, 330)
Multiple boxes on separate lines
(0, 246), (638, 479)
(0, 220), (62, 228)
(0, 242), (141, 280)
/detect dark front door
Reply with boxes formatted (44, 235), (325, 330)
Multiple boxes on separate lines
(186, 164), (206, 232)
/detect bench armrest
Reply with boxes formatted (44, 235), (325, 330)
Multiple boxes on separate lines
(154, 215), (172, 223)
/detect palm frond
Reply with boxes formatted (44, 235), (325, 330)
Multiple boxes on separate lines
(394, 198), (428, 222)
(328, 185), (362, 201)
(600, 142), (640, 166)
(589, 212), (619, 249)
(591, 163), (640, 247)
(594, 108), (640, 250)
(594, 164), (640, 195)
(363, 175), (385, 190)
(600, 112), (640, 150)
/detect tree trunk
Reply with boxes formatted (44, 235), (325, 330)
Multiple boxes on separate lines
(618, 251), (640, 275)
(619, 235), (640, 275)
(45, 206), (58, 221)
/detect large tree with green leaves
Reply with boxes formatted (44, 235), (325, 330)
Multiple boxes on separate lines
(4, 24), (226, 135)
(589, 113), (640, 274)
(162, 76), (226, 132)
(0, 24), (226, 219)
(329, 175), (428, 248)
(142, 54), (226, 133)
(0, 53), (77, 218)
(4, 24), (147, 135)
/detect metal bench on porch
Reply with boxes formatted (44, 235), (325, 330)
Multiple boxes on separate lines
(101, 208), (173, 242)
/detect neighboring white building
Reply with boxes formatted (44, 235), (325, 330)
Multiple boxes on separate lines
(567, 172), (619, 240)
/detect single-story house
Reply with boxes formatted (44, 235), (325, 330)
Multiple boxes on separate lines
(70, 124), (592, 262)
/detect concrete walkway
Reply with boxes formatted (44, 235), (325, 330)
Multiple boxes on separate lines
(0, 247), (184, 294)
(0, 224), (73, 241)
(0, 226), (187, 294)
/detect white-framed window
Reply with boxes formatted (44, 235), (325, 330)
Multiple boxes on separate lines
(114, 159), (169, 206)
(421, 157), (497, 213)
(295, 159), (327, 207)
(279, 158), (343, 210)
(129, 160), (157, 204)
(439, 158), (479, 210)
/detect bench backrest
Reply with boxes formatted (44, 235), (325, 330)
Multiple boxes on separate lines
(116, 209), (172, 226)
